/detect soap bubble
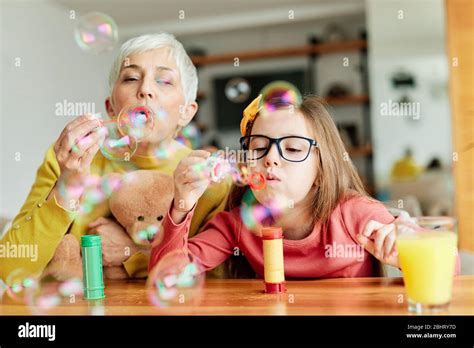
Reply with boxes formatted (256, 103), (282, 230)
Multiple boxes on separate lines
(229, 164), (267, 190)
(57, 172), (122, 218)
(57, 172), (97, 205)
(147, 250), (204, 307)
(153, 141), (182, 160)
(97, 104), (159, 161)
(176, 122), (202, 149)
(240, 189), (287, 232)
(0, 278), (7, 300)
(99, 122), (137, 161)
(204, 155), (233, 183)
(191, 154), (266, 190)
(25, 276), (83, 315)
(191, 154), (236, 183)
(229, 163), (251, 187)
(259, 81), (302, 113)
(74, 12), (119, 54)
(100, 173), (123, 195)
(248, 171), (266, 191)
(88, 299), (105, 315)
(117, 104), (155, 142)
(79, 174), (122, 215)
(225, 77), (251, 103)
(133, 224), (162, 246)
(0, 269), (36, 303)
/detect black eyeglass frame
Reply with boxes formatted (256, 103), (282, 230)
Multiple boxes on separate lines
(239, 134), (319, 163)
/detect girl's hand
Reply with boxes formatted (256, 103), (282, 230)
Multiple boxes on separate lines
(356, 220), (400, 268)
(171, 150), (211, 223)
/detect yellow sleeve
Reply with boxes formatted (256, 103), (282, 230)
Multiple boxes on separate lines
(122, 178), (232, 279)
(123, 251), (149, 279)
(190, 178), (232, 237)
(0, 144), (74, 284)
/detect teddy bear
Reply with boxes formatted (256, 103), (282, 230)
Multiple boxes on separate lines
(43, 170), (174, 281)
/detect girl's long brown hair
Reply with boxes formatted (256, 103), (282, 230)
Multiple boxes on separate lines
(226, 95), (369, 228)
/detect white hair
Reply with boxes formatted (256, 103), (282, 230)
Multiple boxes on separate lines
(108, 33), (198, 104)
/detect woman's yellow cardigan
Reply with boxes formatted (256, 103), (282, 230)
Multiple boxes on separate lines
(0, 143), (230, 282)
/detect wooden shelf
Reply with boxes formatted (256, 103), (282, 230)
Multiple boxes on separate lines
(191, 39), (367, 66)
(196, 92), (369, 105)
(324, 94), (369, 106)
(347, 144), (372, 157)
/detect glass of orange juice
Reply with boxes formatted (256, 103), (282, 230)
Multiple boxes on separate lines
(395, 217), (457, 313)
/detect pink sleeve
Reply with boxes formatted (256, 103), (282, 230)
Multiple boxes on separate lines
(339, 195), (462, 276)
(148, 207), (239, 272)
(340, 195), (395, 243)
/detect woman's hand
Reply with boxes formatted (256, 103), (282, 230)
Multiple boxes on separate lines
(356, 220), (399, 268)
(88, 217), (139, 267)
(171, 150), (211, 223)
(48, 114), (103, 209)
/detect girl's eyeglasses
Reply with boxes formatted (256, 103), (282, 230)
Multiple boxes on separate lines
(240, 135), (319, 162)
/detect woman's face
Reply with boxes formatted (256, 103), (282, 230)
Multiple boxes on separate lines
(106, 48), (197, 144)
(248, 109), (318, 209)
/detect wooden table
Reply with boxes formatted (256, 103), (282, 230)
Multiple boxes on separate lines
(1, 276), (473, 315)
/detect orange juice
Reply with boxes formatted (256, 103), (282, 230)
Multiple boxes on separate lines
(396, 231), (457, 306)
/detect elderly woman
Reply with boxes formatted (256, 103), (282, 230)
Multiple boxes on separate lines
(0, 33), (230, 282)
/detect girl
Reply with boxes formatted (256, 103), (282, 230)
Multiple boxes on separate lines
(149, 95), (452, 278)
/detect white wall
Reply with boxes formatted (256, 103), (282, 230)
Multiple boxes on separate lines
(0, 1), (117, 217)
(366, 0), (452, 189)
